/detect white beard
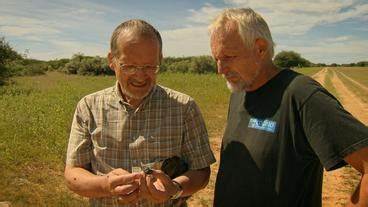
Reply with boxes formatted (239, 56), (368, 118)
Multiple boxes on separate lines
(120, 83), (154, 100)
(226, 80), (247, 92)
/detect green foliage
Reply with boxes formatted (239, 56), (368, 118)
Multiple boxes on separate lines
(274, 50), (312, 68)
(161, 56), (216, 73)
(0, 37), (22, 65)
(46, 58), (70, 71)
(356, 61), (368, 67)
(6, 59), (47, 76)
(0, 37), (23, 85)
(63, 53), (113, 75)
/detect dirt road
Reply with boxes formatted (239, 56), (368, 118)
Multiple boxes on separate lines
(313, 68), (367, 207)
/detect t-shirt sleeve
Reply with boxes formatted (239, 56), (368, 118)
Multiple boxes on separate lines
(66, 98), (93, 167)
(181, 100), (216, 170)
(300, 89), (368, 171)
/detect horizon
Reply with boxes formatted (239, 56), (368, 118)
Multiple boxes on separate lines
(1, 0), (367, 64)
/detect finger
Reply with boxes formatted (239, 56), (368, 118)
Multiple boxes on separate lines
(150, 170), (172, 184)
(112, 181), (139, 195)
(117, 189), (139, 204)
(139, 175), (151, 198)
(146, 175), (169, 201)
(111, 168), (129, 175)
(111, 173), (142, 188)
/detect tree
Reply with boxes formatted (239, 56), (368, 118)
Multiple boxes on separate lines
(0, 37), (22, 85)
(189, 56), (216, 73)
(0, 37), (22, 65)
(273, 50), (311, 68)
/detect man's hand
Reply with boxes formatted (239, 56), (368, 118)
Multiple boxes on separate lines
(103, 168), (142, 205)
(140, 169), (180, 203)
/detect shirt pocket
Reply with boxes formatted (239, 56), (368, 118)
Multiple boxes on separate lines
(90, 121), (124, 171)
(128, 127), (182, 164)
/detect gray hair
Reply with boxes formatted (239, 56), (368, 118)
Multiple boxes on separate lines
(209, 8), (275, 57)
(110, 19), (162, 56)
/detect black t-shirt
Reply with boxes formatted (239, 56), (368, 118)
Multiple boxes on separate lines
(214, 69), (368, 207)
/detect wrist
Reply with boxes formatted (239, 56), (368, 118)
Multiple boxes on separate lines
(100, 175), (113, 197)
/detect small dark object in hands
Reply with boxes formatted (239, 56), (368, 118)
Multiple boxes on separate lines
(161, 156), (188, 179)
(143, 166), (153, 174)
(141, 162), (154, 174)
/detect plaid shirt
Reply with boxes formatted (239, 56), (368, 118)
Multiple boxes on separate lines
(66, 82), (216, 207)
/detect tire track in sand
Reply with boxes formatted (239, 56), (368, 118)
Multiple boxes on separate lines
(336, 70), (368, 94)
(312, 67), (328, 85)
(312, 68), (362, 207)
(331, 69), (368, 126)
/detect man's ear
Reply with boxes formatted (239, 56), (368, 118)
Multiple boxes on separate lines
(107, 52), (115, 71)
(255, 38), (268, 59)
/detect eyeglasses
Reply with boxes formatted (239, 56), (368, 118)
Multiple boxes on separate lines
(117, 63), (160, 74)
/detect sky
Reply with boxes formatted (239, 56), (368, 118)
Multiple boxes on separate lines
(1, 0), (367, 64)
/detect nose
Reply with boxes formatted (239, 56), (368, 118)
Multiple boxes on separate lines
(216, 60), (228, 74)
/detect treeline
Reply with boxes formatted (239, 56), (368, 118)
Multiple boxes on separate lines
(50, 54), (216, 75)
(0, 36), (218, 84)
(1, 37), (368, 85)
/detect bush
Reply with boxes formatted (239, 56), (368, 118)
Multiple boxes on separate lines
(6, 59), (47, 76)
(274, 51), (311, 68)
(161, 56), (216, 74)
(63, 54), (113, 75)
(0, 37), (23, 84)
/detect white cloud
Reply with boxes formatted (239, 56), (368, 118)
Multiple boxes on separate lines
(161, 26), (211, 57)
(0, 0), (115, 60)
(188, 0), (368, 35)
(325, 35), (352, 42)
(180, 0), (368, 63)
(26, 40), (108, 60)
(276, 38), (368, 64)
(187, 3), (223, 24)
(0, 25), (60, 37)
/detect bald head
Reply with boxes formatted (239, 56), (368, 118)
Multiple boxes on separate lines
(110, 19), (162, 57)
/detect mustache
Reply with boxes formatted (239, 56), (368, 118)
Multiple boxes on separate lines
(223, 71), (240, 79)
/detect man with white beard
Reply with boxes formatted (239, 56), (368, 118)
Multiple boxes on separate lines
(209, 8), (368, 207)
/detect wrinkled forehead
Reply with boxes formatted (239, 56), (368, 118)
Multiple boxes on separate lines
(117, 34), (159, 53)
(114, 31), (161, 57)
(210, 22), (244, 54)
(115, 34), (161, 64)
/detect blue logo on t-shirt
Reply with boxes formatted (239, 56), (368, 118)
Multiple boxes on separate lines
(248, 118), (277, 133)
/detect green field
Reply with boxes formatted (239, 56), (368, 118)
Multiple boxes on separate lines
(0, 68), (324, 206)
(292, 67), (322, 76)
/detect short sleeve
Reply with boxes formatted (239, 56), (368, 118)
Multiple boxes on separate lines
(66, 98), (93, 167)
(300, 89), (368, 171)
(181, 101), (216, 170)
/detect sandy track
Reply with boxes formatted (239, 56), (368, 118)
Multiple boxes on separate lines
(331, 70), (368, 123)
(336, 70), (368, 94)
(312, 68), (366, 207)
(312, 67), (328, 85)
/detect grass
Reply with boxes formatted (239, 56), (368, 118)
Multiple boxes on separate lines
(292, 67), (322, 77)
(0, 68), (332, 206)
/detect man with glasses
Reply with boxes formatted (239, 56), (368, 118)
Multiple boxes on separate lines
(64, 19), (215, 207)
